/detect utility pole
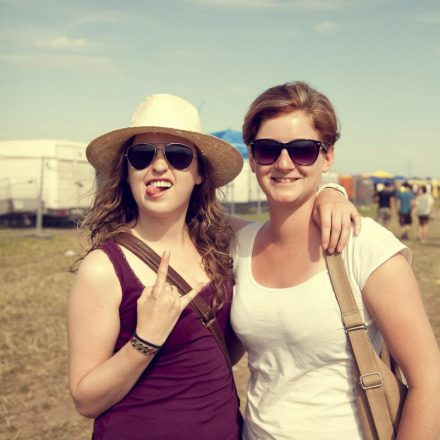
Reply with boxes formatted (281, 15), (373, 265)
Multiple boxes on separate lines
(35, 157), (45, 235)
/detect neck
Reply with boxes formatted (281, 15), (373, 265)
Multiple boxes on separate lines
(265, 196), (320, 248)
(131, 209), (191, 250)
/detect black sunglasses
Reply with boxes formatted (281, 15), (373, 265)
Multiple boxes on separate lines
(250, 139), (328, 166)
(126, 143), (196, 171)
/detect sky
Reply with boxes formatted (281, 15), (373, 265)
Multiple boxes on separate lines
(1, 0), (439, 178)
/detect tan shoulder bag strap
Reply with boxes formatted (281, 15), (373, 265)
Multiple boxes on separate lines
(113, 232), (232, 368)
(325, 252), (396, 440)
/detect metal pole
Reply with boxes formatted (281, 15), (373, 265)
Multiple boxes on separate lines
(35, 157), (44, 235)
(257, 189), (261, 215)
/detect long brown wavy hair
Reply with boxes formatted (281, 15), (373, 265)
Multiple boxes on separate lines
(75, 139), (234, 314)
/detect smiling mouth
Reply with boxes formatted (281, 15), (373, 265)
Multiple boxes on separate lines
(271, 177), (300, 183)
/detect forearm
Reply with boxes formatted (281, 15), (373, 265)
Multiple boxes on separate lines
(71, 341), (154, 418)
(396, 383), (440, 439)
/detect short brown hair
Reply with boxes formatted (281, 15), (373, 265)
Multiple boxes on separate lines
(242, 81), (340, 146)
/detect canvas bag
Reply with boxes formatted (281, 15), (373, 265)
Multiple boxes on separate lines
(325, 252), (408, 440)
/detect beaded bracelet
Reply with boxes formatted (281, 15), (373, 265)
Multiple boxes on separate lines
(131, 332), (162, 357)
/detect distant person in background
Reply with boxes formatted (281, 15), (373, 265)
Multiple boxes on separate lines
(396, 181), (415, 239)
(416, 185), (434, 243)
(374, 181), (395, 228)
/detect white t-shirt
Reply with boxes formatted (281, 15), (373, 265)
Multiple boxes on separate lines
(416, 193), (434, 216)
(231, 217), (410, 440)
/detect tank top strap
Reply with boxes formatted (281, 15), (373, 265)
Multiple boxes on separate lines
(99, 240), (143, 292)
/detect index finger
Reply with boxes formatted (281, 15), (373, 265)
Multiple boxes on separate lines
(154, 250), (170, 293)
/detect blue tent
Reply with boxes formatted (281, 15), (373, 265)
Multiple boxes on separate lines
(210, 129), (248, 159)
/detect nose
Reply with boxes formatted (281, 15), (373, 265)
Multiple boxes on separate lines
(151, 147), (168, 172)
(275, 148), (295, 170)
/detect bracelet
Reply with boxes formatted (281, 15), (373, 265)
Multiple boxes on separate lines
(131, 332), (162, 357)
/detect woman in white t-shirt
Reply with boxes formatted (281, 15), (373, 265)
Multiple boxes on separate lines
(231, 81), (440, 439)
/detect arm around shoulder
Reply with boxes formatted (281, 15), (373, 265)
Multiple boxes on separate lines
(314, 183), (361, 253)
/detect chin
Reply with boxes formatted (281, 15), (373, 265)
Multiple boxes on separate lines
(269, 188), (317, 207)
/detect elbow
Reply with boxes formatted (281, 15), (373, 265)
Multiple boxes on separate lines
(70, 386), (104, 419)
(74, 402), (101, 419)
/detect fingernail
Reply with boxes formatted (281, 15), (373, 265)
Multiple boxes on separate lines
(322, 242), (328, 250)
(328, 247), (334, 254)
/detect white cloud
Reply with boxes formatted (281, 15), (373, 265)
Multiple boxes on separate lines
(35, 36), (90, 49)
(415, 12), (440, 24)
(0, 52), (119, 72)
(314, 21), (340, 34)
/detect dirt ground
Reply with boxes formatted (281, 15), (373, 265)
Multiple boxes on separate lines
(1, 208), (439, 439)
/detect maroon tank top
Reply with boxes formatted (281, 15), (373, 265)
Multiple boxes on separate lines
(93, 241), (242, 440)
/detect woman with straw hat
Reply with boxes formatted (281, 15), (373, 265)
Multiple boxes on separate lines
(67, 93), (358, 439)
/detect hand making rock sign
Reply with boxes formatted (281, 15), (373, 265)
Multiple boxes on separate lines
(135, 250), (204, 347)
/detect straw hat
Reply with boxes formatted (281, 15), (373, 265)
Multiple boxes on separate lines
(86, 93), (243, 188)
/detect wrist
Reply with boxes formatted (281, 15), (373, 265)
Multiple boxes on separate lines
(317, 183), (347, 198)
(130, 332), (162, 357)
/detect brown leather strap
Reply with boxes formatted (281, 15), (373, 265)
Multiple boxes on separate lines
(113, 232), (232, 368)
(325, 252), (397, 440)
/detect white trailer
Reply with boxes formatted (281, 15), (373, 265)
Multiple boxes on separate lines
(221, 160), (266, 214)
(0, 139), (95, 225)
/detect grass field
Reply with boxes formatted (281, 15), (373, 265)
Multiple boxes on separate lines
(1, 206), (439, 439)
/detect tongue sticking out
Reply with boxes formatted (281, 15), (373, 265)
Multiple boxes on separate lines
(146, 186), (161, 197)
(146, 184), (170, 197)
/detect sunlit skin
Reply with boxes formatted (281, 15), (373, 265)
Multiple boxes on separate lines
(249, 111), (334, 211)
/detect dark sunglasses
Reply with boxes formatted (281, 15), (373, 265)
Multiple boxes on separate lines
(250, 139), (328, 166)
(126, 143), (196, 171)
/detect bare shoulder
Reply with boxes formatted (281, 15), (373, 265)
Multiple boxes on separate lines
(227, 215), (251, 233)
(71, 249), (121, 307)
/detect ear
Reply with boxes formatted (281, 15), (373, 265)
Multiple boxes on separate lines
(321, 146), (334, 173)
(194, 169), (203, 185)
(247, 146), (256, 173)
